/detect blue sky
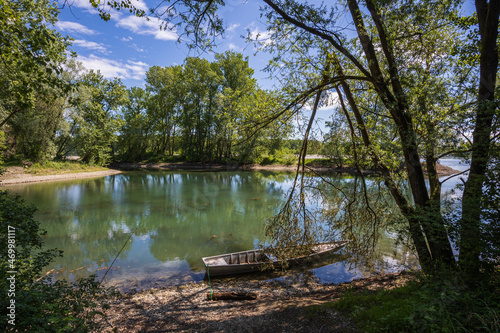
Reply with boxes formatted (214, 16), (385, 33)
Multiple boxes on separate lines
(53, 0), (476, 138)
(54, 0), (334, 136)
(55, 0), (274, 89)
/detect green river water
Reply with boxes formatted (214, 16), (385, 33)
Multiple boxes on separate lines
(7, 170), (423, 290)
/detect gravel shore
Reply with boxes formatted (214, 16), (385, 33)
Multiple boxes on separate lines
(0, 167), (122, 186)
(0, 160), (459, 187)
(96, 271), (415, 333)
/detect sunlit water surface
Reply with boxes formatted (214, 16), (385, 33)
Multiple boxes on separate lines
(6, 162), (464, 290)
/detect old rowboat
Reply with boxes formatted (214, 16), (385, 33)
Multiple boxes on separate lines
(202, 240), (349, 277)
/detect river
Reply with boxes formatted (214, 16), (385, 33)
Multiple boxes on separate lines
(7, 159), (465, 290)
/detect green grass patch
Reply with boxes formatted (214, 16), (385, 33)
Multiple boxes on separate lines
(304, 158), (333, 166)
(330, 279), (500, 333)
(258, 154), (296, 166)
(144, 154), (187, 163)
(26, 161), (108, 175)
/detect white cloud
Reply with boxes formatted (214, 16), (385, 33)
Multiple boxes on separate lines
(115, 15), (178, 41)
(246, 24), (273, 46)
(227, 23), (240, 32)
(59, 0), (96, 12)
(130, 44), (145, 52)
(228, 43), (242, 51)
(77, 54), (148, 81)
(303, 91), (340, 111)
(251, 28), (273, 41)
(72, 39), (109, 54)
(121, 36), (133, 42)
(131, 0), (149, 12)
(125, 60), (149, 80)
(56, 21), (98, 35)
(60, 0), (148, 14)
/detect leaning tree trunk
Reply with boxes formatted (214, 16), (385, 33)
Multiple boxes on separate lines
(348, 0), (455, 269)
(460, 0), (500, 277)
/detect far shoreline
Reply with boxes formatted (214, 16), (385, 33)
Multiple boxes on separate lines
(0, 161), (459, 186)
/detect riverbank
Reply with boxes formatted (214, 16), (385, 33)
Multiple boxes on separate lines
(95, 271), (415, 332)
(0, 161), (459, 186)
(0, 166), (122, 186)
(111, 161), (459, 175)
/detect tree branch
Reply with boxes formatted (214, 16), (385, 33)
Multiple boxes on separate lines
(262, 0), (372, 78)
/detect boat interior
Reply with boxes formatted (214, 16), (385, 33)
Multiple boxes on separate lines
(205, 250), (269, 266)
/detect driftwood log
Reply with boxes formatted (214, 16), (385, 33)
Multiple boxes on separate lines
(206, 292), (257, 301)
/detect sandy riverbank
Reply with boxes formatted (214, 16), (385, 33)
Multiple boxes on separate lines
(95, 271), (415, 332)
(0, 167), (122, 186)
(0, 161), (459, 186)
(111, 161), (459, 175)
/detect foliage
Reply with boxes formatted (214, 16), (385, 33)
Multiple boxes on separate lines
(25, 160), (108, 175)
(72, 71), (128, 165)
(7, 86), (67, 162)
(0, 0), (71, 127)
(321, 113), (351, 168)
(119, 52), (291, 163)
(0, 191), (116, 332)
(119, 87), (154, 161)
(332, 276), (500, 333)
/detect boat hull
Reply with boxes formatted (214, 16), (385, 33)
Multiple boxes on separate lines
(202, 241), (348, 277)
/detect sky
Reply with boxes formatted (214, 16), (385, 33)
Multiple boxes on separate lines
(53, 0), (476, 138)
(55, 0), (274, 89)
(53, 0), (336, 136)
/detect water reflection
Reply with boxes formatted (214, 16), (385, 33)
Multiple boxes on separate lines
(8, 170), (419, 290)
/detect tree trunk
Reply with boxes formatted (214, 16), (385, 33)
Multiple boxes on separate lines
(347, 0), (455, 268)
(460, 0), (500, 276)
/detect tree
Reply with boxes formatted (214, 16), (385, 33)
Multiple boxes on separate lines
(119, 87), (154, 161)
(6, 84), (67, 161)
(0, 0), (71, 129)
(143, 54), (261, 162)
(145, 65), (182, 156)
(213, 51), (257, 160)
(459, 0), (500, 277)
(73, 71), (128, 165)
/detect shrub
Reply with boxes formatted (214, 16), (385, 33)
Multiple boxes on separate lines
(332, 277), (500, 332)
(0, 191), (117, 332)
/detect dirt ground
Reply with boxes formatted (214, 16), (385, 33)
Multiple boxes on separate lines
(96, 271), (415, 333)
(0, 160), (459, 186)
(111, 161), (459, 176)
(0, 166), (122, 186)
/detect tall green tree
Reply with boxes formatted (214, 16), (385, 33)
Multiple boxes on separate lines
(7, 87), (66, 161)
(176, 57), (223, 161)
(145, 65), (182, 156)
(459, 0), (500, 277)
(73, 71), (128, 165)
(119, 87), (154, 161)
(0, 0), (71, 129)
(214, 51), (258, 159)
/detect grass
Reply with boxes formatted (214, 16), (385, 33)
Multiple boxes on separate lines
(322, 275), (500, 333)
(24, 161), (108, 175)
(304, 158), (335, 166)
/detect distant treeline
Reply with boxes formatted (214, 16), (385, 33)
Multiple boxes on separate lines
(2, 52), (326, 166)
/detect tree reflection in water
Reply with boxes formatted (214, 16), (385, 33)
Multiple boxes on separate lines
(8, 171), (418, 290)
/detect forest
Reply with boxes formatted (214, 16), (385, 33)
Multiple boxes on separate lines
(0, 52), (298, 165)
(1, 0), (500, 332)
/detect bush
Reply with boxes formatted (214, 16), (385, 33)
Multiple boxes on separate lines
(0, 191), (117, 332)
(332, 276), (500, 332)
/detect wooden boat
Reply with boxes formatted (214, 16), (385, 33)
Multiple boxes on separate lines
(202, 240), (349, 277)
